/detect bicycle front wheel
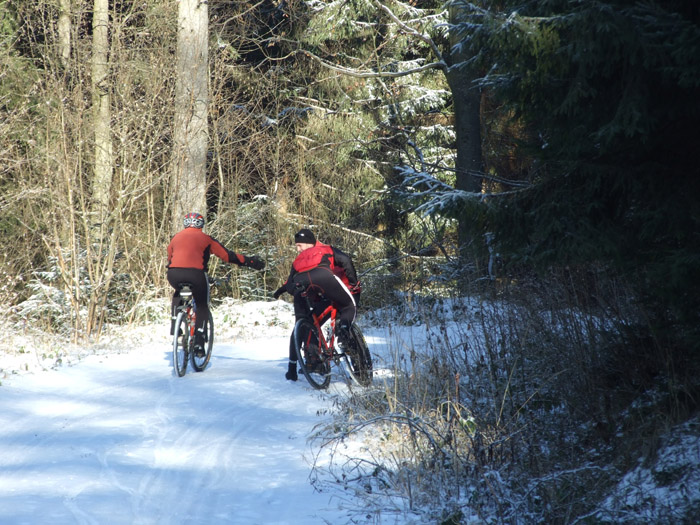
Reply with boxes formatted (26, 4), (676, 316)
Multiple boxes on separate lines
(294, 318), (331, 390)
(342, 324), (373, 387)
(173, 310), (189, 377)
(191, 310), (213, 372)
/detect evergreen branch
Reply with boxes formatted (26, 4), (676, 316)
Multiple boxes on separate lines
(402, 155), (531, 189)
(372, 0), (447, 67)
(278, 212), (439, 269)
(296, 49), (446, 78)
(396, 167), (529, 221)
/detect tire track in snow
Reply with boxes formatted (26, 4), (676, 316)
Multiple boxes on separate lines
(0, 323), (356, 524)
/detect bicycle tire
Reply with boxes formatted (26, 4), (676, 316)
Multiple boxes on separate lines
(191, 310), (214, 372)
(342, 324), (373, 387)
(173, 310), (189, 377)
(294, 318), (331, 390)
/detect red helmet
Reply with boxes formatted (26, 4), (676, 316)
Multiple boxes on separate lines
(183, 212), (204, 229)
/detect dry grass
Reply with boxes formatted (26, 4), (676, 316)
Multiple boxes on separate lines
(311, 270), (700, 523)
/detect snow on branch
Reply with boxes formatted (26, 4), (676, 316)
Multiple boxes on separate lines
(396, 166), (483, 217)
(396, 164), (530, 217)
(297, 49), (445, 79)
(372, 0), (447, 66)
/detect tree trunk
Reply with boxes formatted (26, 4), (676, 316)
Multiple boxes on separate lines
(447, 71), (482, 246)
(447, 5), (482, 258)
(172, 0), (209, 233)
(91, 0), (113, 237)
(58, 0), (71, 68)
(85, 0), (115, 338)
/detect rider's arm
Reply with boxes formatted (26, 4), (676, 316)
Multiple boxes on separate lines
(332, 247), (359, 286)
(283, 266), (298, 294)
(166, 239), (174, 268)
(272, 265), (299, 299)
(209, 237), (265, 270)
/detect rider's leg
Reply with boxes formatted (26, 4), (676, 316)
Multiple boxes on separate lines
(284, 291), (312, 380)
(168, 268), (209, 348)
(288, 282), (328, 374)
(169, 293), (180, 335)
(192, 284), (209, 352)
(285, 334), (297, 381)
(330, 285), (355, 345)
(167, 268), (187, 335)
(307, 268), (356, 339)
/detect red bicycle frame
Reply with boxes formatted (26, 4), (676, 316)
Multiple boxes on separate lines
(302, 291), (339, 358)
(186, 305), (197, 342)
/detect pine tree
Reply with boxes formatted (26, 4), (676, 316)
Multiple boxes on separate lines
(456, 0), (700, 343)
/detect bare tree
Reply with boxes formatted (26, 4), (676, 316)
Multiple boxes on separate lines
(172, 0), (209, 232)
(91, 0), (113, 238)
(58, 0), (71, 68)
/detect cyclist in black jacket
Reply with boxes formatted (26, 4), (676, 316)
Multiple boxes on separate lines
(273, 229), (361, 381)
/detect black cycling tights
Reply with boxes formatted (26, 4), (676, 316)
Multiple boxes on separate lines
(167, 268), (210, 334)
(289, 267), (356, 361)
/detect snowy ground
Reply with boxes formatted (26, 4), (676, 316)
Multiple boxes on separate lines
(0, 299), (394, 525)
(2, 297), (699, 524)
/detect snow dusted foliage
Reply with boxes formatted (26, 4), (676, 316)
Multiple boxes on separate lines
(302, 0), (443, 49)
(10, 252), (164, 336)
(310, 293), (700, 523)
(394, 166), (482, 217)
(301, 0), (378, 44)
(14, 263), (77, 335)
(593, 417), (700, 523)
(373, 81), (451, 121)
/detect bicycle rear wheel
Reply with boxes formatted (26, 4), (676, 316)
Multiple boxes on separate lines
(342, 324), (373, 387)
(173, 310), (189, 377)
(191, 310), (213, 372)
(294, 318), (331, 390)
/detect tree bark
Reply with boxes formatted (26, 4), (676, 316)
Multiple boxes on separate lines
(58, 0), (71, 68)
(172, 0), (209, 233)
(447, 5), (483, 257)
(91, 0), (113, 237)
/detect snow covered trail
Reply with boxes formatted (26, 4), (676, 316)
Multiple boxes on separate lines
(0, 313), (364, 525)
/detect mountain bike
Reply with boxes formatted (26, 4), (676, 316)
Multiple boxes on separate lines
(172, 279), (220, 377)
(293, 284), (373, 390)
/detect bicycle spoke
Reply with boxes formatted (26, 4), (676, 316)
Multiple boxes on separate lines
(293, 318), (331, 390)
(342, 324), (373, 387)
(191, 311), (213, 372)
(173, 310), (189, 377)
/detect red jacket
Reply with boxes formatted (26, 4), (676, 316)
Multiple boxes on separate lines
(167, 228), (245, 272)
(293, 242), (334, 272)
(289, 242), (358, 288)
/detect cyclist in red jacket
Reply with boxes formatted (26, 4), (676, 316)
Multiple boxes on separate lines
(273, 228), (361, 380)
(167, 212), (265, 356)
